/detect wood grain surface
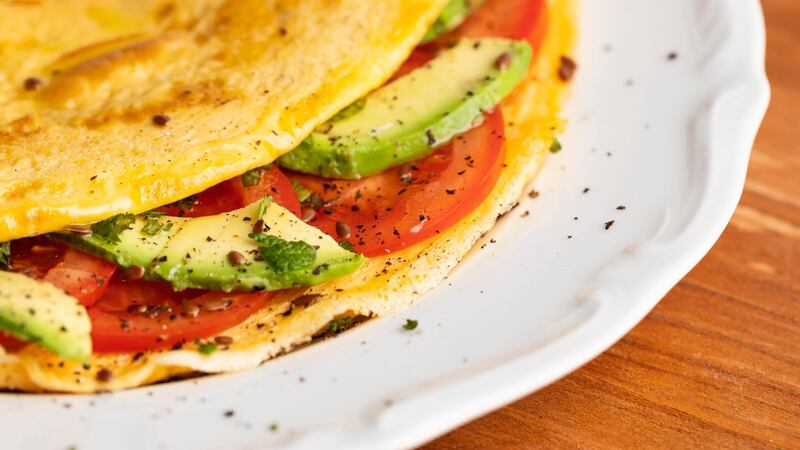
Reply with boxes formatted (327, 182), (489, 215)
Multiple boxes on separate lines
(422, 1), (800, 448)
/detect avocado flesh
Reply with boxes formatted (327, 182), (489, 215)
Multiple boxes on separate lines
(57, 198), (364, 293)
(278, 38), (531, 179)
(0, 271), (91, 362)
(422, 0), (485, 44)
(153, 199), (364, 292)
(53, 215), (187, 274)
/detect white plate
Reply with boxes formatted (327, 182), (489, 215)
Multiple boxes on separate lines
(0, 1), (769, 449)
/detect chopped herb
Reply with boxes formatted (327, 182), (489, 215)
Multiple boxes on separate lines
(241, 167), (263, 187)
(339, 240), (355, 252)
(328, 317), (354, 334)
(140, 211), (165, 218)
(256, 198), (271, 220)
(195, 339), (218, 355)
(173, 195), (198, 211)
(549, 139), (562, 153)
(403, 319), (418, 330)
(91, 214), (135, 244)
(291, 180), (313, 203)
(141, 217), (171, 236)
(0, 241), (10, 270)
(249, 232), (316, 273)
(269, 422), (279, 432)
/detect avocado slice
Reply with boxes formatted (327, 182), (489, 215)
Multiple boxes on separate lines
(57, 198), (364, 293)
(53, 214), (188, 272)
(152, 198), (364, 291)
(422, 0), (485, 44)
(0, 271), (91, 362)
(278, 38), (531, 179)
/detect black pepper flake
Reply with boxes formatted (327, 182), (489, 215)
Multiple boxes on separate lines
(528, 189), (540, 199)
(604, 220), (615, 230)
(446, 189), (456, 195)
(152, 114), (171, 126)
(425, 129), (436, 146)
(582, 187), (590, 194)
(616, 205), (627, 210)
(223, 410), (235, 418)
(667, 51), (679, 61)
(558, 56), (577, 82)
(23, 77), (43, 91)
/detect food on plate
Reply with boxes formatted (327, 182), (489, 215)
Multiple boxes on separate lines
(0, 0), (576, 392)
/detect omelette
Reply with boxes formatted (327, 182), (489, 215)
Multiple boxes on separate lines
(0, 0), (576, 392)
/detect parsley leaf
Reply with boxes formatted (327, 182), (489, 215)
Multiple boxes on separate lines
(549, 139), (562, 153)
(0, 241), (10, 270)
(91, 214), (135, 244)
(403, 319), (418, 330)
(249, 232), (316, 273)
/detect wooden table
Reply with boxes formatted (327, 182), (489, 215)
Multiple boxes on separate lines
(423, 1), (800, 447)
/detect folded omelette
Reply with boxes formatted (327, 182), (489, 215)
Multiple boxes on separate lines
(0, 0), (576, 392)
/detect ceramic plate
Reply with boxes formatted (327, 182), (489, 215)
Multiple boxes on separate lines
(0, 1), (769, 449)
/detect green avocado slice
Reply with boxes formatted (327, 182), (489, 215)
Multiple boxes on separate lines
(422, 0), (485, 44)
(277, 38), (531, 179)
(55, 198), (364, 293)
(0, 271), (91, 362)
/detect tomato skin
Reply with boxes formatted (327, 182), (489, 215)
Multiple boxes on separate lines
(291, 109), (505, 257)
(226, 165), (302, 217)
(89, 283), (272, 353)
(0, 332), (26, 352)
(158, 166), (301, 218)
(445, 0), (548, 50)
(43, 249), (116, 307)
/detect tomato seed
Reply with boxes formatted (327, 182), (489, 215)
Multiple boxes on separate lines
(204, 298), (233, 312)
(301, 207), (316, 222)
(120, 265), (145, 281)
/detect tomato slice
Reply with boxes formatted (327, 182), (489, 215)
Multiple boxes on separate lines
(290, 109), (505, 257)
(43, 249), (116, 307)
(444, 0), (548, 49)
(89, 277), (272, 353)
(157, 165), (301, 218)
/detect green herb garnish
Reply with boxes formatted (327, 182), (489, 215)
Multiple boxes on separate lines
(549, 139), (562, 153)
(0, 241), (10, 270)
(173, 195), (198, 211)
(339, 240), (355, 252)
(195, 339), (218, 355)
(249, 232), (316, 274)
(403, 319), (418, 330)
(141, 217), (173, 236)
(329, 317), (354, 334)
(241, 167), (263, 187)
(291, 180), (313, 203)
(90, 214), (135, 244)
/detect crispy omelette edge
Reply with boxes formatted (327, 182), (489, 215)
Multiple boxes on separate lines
(0, 0), (577, 393)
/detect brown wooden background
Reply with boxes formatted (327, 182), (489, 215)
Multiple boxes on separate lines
(423, 0), (800, 448)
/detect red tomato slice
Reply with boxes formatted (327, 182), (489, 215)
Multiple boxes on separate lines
(290, 109), (505, 257)
(43, 249), (116, 307)
(10, 239), (115, 307)
(89, 278), (272, 353)
(0, 332), (26, 352)
(157, 165), (301, 218)
(444, 0), (548, 49)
